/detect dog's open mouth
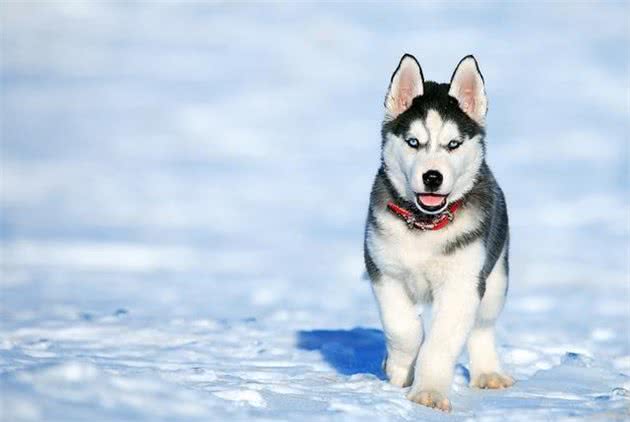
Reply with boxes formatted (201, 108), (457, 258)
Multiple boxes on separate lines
(416, 193), (448, 213)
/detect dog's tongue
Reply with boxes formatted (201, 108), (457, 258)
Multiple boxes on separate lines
(418, 195), (445, 207)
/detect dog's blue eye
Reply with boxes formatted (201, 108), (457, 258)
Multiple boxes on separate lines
(447, 140), (462, 150)
(405, 137), (419, 148)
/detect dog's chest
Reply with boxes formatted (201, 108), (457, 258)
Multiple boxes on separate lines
(368, 207), (482, 290)
(371, 214), (443, 276)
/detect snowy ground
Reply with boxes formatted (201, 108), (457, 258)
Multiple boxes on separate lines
(1, 2), (629, 421)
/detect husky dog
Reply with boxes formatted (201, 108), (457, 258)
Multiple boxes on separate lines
(364, 54), (513, 411)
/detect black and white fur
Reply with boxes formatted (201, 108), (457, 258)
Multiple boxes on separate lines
(364, 54), (513, 412)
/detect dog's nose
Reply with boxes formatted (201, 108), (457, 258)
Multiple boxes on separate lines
(422, 170), (443, 191)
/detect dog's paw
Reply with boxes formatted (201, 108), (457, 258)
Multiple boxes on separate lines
(406, 389), (451, 412)
(384, 357), (414, 387)
(472, 372), (514, 389)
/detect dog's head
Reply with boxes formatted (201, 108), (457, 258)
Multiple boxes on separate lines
(381, 54), (487, 214)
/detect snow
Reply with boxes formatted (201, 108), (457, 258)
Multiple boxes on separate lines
(1, 1), (629, 421)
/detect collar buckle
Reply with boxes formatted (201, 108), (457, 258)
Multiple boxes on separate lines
(444, 209), (454, 222)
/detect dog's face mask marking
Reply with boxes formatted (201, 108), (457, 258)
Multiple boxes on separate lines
(382, 55), (487, 214)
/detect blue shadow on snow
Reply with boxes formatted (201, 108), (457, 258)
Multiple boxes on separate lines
(297, 327), (386, 379)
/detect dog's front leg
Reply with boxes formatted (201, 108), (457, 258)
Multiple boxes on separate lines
(407, 276), (479, 412)
(372, 276), (423, 388)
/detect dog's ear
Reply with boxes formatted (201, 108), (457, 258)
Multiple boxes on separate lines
(449, 55), (487, 125)
(385, 54), (424, 119)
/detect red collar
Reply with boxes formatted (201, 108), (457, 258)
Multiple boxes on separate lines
(387, 200), (462, 231)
